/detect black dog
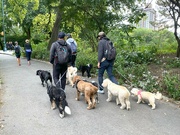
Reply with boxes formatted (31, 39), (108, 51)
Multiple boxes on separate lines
(36, 70), (52, 87)
(47, 84), (71, 118)
(79, 64), (93, 78)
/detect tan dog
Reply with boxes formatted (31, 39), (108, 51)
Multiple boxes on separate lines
(66, 66), (77, 87)
(102, 78), (131, 110)
(73, 75), (98, 110)
(131, 88), (162, 110)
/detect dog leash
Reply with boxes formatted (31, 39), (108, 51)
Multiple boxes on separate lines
(115, 68), (136, 88)
(55, 70), (67, 89)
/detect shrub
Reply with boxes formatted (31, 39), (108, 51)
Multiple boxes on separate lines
(161, 72), (180, 100)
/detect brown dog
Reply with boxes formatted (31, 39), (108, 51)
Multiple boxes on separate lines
(72, 75), (98, 110)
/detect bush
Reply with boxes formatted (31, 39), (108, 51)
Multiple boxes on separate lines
(161, 72), (180, 100)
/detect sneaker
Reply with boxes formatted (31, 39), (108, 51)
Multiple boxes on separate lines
(97, 89), (104, 94)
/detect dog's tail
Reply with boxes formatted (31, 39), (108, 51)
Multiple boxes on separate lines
(62, 100), (71, 115)
(65, 106), (71, 115)
(154, 91), (163, 100)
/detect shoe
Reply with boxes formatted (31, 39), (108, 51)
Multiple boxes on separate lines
(97, 89), (104, 94)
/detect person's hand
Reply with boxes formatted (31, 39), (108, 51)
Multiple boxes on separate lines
(97, 62), (100, 69)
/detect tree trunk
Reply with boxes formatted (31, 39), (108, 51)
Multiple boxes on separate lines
(47, 7), (61, 50)
(176, 37), (180, 57)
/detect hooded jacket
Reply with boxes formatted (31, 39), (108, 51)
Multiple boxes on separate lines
(66, 38), (77, 52)
(98, 37), (110, 63)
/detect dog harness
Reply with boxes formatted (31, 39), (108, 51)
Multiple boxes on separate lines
(137, 90), (142, 99)
(75, 79), (81, 92)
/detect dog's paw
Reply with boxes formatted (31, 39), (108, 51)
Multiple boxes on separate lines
(106, 99), (111, 102)
(127, 107), (131, 111)
(51, 106), (56, 110)
(120, 106), (125, 110)
(65, 106), (71, 115)
(59, 112), (65, 118)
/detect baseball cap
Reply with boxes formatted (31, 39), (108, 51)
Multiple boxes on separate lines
(58, 32), (65, 38)
(97, 31), (105, 38)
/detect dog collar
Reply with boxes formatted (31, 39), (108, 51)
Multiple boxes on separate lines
(75, 79), (81, 90)
(138, 90), (142, 99)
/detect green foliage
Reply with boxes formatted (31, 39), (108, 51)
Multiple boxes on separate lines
(31, 42), (49, 61)
(162, 73), (180, 100)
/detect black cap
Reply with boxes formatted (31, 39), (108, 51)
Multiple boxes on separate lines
(66, 33), (72, 38)
(58, 32), (65, 38)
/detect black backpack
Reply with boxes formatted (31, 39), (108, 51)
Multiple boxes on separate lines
(14, 46), (20, 54)
(104, 41), (116, 60)
(55, 42), (70, 64)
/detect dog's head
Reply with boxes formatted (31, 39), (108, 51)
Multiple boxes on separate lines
(131, 88), (139, 96)
(91, 81), (98, 88)
(102, 78), (111, 88)
(36, 70), (43, 75)
(87, 64), (93, 69)
(68, 66), (77, 77)
(72, 75), (81, 87)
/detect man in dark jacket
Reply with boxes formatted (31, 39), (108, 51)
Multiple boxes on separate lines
(97, 31), (118, 94)
(50, 32), (72, 90)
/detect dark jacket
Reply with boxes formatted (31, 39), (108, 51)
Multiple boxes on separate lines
(98, 37), (110, 63)
(50, 40), (72, 65)
(24, 43), (32, 51)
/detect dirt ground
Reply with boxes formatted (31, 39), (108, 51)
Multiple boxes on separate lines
(147, 54), (180, 106)
(148, 54), (180, 77)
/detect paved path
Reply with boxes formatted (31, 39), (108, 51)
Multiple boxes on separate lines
(0, 52), (180, 135)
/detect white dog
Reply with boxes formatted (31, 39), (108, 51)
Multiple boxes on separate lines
(66, 66), (77, 87)
(131, 88), (162, 110)
(102, 78), (131, 110)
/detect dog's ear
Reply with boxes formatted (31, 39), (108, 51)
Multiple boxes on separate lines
(74, 67), (77, 72)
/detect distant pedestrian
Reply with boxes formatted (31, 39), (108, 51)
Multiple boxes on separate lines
(50, 32), (72, 90)
(14, 41), (21, 66)
(9, 41), (14, 51)
(66, 33), (77, 67)
(24, 39), (32, 66)
(97, 31), (118, 94)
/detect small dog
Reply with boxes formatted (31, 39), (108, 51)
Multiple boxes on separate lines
(102, 78), (131, 110)
(66, 66), (78, 87)
(131, 88), (162, 110)
(79, 64), (93, 78)
(72, 75), (98, 110)
(47, 83), (71, 118)
(36, 70), (52, 87)
(82, 79), (99, 104)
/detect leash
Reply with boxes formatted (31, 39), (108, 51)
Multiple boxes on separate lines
(115, 68), (135, 88)
(55, 70), (67, 89)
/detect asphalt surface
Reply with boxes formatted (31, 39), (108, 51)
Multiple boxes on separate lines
(0, 52), (180, 135)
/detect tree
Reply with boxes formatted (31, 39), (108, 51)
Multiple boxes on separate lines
(48, 0), (146, 50)
(157, 0), (180, 57)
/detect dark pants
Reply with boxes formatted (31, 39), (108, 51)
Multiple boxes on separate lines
(53, 64), (67, 90)
(98, 60), (118, 90)
(26, 52), (32, 61)
(71, 54), (77, 67)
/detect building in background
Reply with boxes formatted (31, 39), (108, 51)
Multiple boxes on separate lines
(137, 4), (156, 30)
